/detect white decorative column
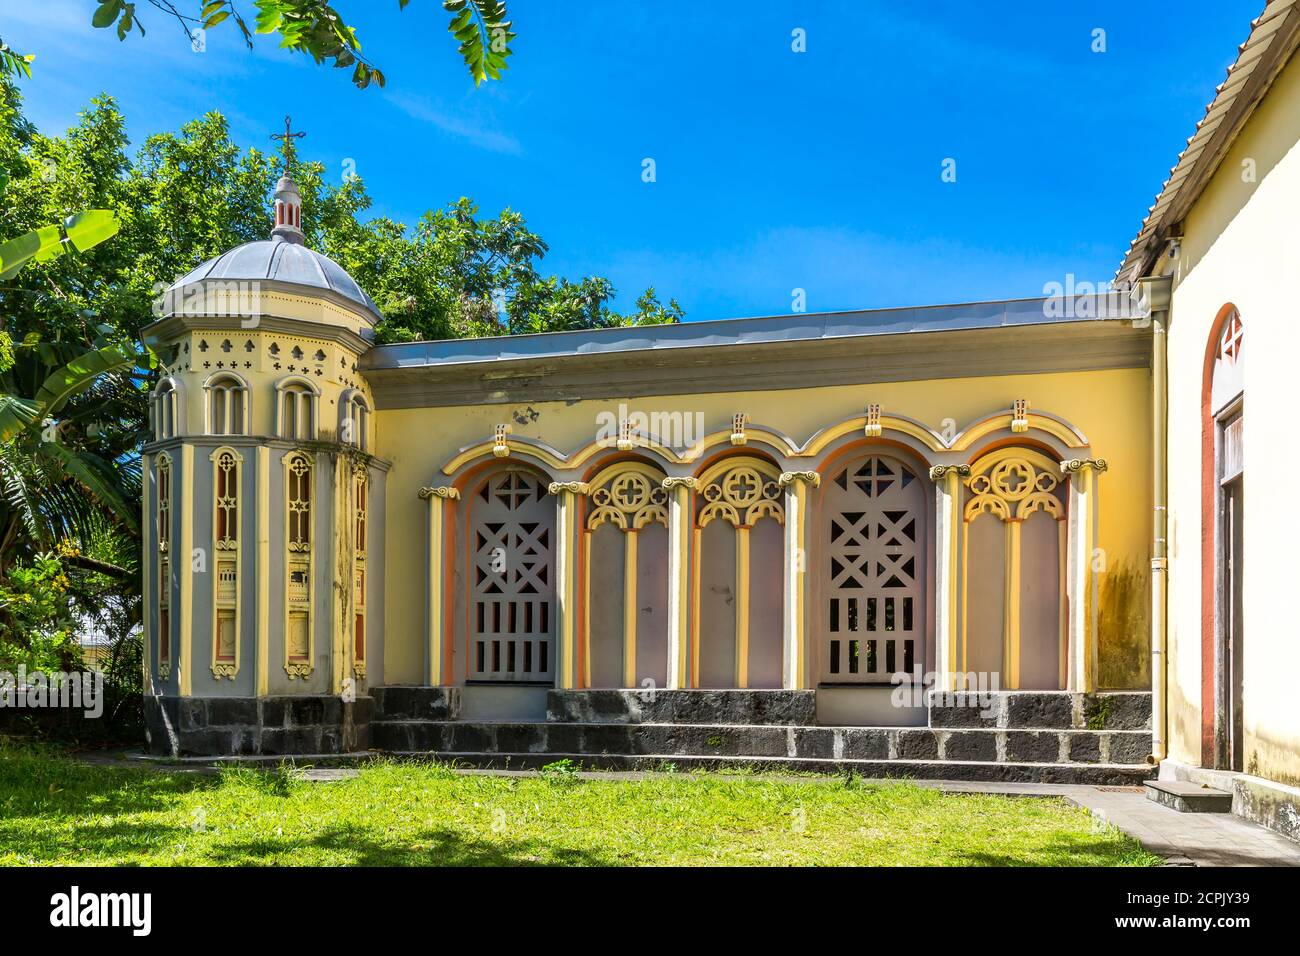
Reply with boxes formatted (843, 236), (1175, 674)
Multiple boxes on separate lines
(662, 477), (696, 689)
(779, 470), (820, 690)
(418, 486), (459, 686)
(930, 464), (969, 692)
(177, 443), (194, 697)
(549, 481), (589, 690)
(1062, 458), (1107, 693)
(255, 446), (271, 696)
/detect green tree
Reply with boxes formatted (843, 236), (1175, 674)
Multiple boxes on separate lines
(83, 0), (514, 89)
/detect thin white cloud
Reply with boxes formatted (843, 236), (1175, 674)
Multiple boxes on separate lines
(386, 92), (523, 156)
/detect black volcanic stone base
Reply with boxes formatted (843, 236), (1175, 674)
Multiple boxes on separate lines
(144, 694), (373, 757)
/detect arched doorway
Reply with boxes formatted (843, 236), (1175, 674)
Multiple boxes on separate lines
(816, 453), (927, 684)
(466, 467), (556, 683)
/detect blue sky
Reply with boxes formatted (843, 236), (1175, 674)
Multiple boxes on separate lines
(7, 0), (1260, 321)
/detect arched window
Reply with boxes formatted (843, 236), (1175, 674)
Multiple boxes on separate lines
(276, 378), (318, 441)
(204, 373), (248, 436)
(584, 462), (669, 688)
(211, 448), (242, 679)
(340, 390), (370, 450)
(284, 452), (314, 678)
(815, 453), (927, 684)
(962, 449), (1066, 690)
(153, 379), (179, 440)
(1203, 306), (1244, 769)
(156, 453), (172, 679)
(467, 468), (555, 682)
(694, 457), (785, 688)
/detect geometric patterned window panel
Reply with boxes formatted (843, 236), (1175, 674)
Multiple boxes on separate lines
(963, 452), (1066, 690)
(156, 453), (172, 679)
(353, 472), (367, 678)
(284, 453), (314, 678)
(694, 458), (785, 689)
(211, 448), (241, 679)
(470, 469), (556, 683)
(820, 455), (924, 684)
(584, 463), (671, 690)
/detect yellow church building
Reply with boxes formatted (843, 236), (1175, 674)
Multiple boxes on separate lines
(140, 0), (1300, 841)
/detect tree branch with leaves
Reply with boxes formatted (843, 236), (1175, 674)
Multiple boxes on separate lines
(81, 0), (514, 89)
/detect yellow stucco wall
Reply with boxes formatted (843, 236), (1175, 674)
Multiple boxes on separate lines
(374, 366), (1152, 687)
(1166, 50), (1300, 783)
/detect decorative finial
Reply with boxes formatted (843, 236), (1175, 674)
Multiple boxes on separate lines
(269, 116), (307, 245)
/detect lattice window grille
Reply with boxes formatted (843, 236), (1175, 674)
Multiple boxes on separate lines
(823, 455), (923, 683)
(471, 470), (556, 682)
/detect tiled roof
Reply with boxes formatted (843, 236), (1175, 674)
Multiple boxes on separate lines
(1116, 0), (1300, 284)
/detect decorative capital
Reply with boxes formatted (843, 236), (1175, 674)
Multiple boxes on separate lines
(418, 486), (460, 501)
(778, 470), (821, 489)
(661, 476), (698, 491)
(929, 464), (971, 481)
(493, 423), (511, 458)
(284, 661), (313, 679)
(547, 481), (590, 496)
(210, 663), (237, 680)
(864, 403), (882, 438)
(1011, 398), (1029, 434)
(1060, 458), (1109, 475)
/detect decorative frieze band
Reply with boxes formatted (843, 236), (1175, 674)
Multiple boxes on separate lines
(417, 486), (461, 500)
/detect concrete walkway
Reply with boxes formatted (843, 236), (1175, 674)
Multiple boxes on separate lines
(922, 779), (1300, 866)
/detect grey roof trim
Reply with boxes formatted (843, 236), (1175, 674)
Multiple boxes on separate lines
(363, 315), (1151, 410)
(362, 295), (1143, 372)
(1117, 0), (1300, 283)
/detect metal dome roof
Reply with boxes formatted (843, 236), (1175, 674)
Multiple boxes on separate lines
(170, 238), (382, 322)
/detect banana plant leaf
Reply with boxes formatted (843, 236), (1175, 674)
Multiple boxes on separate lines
(0, 210), (120, 281)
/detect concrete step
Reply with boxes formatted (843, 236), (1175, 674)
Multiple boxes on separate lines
(1145, 779), (1233, 813)
(374, 749), (1154, 785)
(371, 719), (1153, 767)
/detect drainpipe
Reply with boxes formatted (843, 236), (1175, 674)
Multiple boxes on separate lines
(1136, 274), (1173, 765)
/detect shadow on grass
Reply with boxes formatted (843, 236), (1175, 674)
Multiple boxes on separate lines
(200, 822), (611, 867)
(952, 836), (1155, 867)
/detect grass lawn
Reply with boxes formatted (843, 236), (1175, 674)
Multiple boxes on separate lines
(0, 745), (1162, 866)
